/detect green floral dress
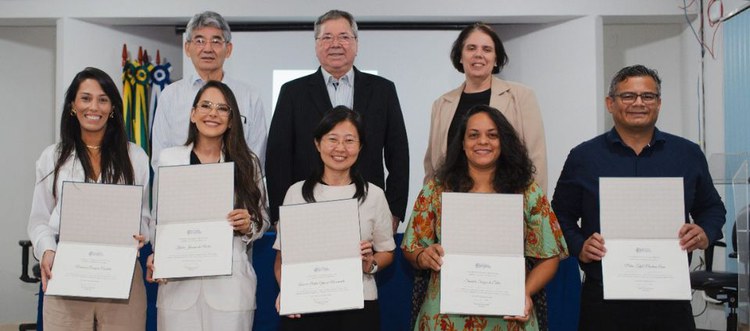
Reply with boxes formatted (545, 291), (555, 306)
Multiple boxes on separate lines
(401, 180), (568, 331)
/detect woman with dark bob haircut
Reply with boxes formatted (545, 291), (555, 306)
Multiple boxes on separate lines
(273, 106), (395, 331)
(27, 67), (151, 330)
(147, 81), (269, 330)
(402, 105), (567, 331)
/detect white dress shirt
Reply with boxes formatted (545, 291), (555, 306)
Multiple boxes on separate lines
(151, 73), (268, 169)
(321, 68), (354, 109)
(27, 142), (152, 260)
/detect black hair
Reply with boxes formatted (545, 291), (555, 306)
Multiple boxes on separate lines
(302, 106), (368, 203)
(608, 64), (662, 97)
(437, 104), (534, 193)
(50, 67), (134, 199)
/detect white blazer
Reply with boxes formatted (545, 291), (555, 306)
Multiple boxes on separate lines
(153, 144), (269, 311)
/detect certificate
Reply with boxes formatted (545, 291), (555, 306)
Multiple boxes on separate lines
(278, 199), (363, 315)
(153, 162), (234, 279)
(600, 177), (691, 300)
(45, 182), (142, 299)
(439, 192), (525, 316)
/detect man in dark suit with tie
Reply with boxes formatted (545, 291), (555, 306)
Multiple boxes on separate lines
(266, 9), (409, 230)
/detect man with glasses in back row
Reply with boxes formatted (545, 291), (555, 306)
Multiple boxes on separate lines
(148, 10), (268, 329)
(152, 10), (267, 168)
(266, 9), (409, 232)
(552, 64), (726, 330)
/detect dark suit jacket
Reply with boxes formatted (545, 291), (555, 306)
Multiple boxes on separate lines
(266, 67), (409, 223)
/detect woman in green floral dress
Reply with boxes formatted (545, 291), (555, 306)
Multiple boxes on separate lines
(402, 105), (568, 331)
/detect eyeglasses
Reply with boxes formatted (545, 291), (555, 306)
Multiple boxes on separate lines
(322, 135), (360, 149)
(613, 92), (660, 104)
(189, 37), (227, 48)
(316, 34), (357, 45)
(195, 101), (231, 117)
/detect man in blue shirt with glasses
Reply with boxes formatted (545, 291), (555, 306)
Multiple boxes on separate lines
(552, 64), (726, 330)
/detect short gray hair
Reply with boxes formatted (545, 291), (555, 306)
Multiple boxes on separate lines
(185, 11), (232, 43)
(314, 10), (358, 39)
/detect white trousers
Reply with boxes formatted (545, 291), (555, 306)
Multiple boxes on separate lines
(157, 290), (254, 331)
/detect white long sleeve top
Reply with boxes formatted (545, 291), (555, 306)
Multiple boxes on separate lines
(27, 142), (152, 260)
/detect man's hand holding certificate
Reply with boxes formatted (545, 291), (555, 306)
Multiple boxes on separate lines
(440, 192), (525, 316)
(153, 162), (234, 279)
(279, 199), (363, 316)
(600, 177), (692, 300)
(45, 182), (143, 299)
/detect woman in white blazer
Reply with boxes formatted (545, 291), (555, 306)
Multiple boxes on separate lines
(27, 67), (150, 330)
(146, 81), (269, 330)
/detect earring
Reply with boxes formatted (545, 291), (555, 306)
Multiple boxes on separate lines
(109, 111), (114, 119)
(70, 108), (77, 116)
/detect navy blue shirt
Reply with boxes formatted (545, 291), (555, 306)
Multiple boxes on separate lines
(551, 127), (726, 282)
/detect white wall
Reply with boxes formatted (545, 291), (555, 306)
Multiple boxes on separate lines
(499, 16), (603, 197)
(56, 18), (184, 137)
(603, 23), (687, 136)
(0, 26), (55, 326)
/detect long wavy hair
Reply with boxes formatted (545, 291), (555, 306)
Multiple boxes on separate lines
(50, 67), (134, 199)
(437, 104), (534, 193)
(302, 106), (368, 203)
(185, 81), (263, 228)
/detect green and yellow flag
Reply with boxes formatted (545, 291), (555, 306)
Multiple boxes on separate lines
(122, 45), (153, 155)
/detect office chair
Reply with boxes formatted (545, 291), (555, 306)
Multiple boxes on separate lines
(18, 240), (40, 331)
(690, 224), (739, 331)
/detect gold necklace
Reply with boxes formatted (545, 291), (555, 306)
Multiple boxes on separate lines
(86, 145), (101, 150)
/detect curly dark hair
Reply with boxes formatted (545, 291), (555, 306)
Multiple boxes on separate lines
(185, 81), (264, 229)
(437, 104), (534, 193)
(450, 22), (509, 75)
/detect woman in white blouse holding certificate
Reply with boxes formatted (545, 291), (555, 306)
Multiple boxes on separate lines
(146, 80), (269, 330)
(27, 67), (150, 330)
(273, 106), (396, 331)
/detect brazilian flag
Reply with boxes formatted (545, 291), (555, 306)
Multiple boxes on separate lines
(122, 45), (153, 155)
